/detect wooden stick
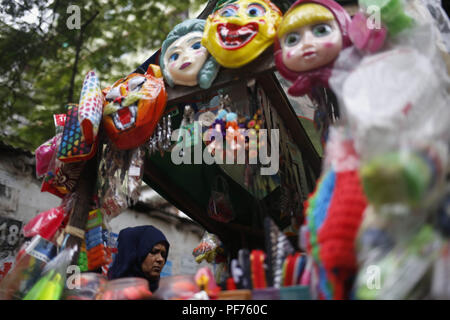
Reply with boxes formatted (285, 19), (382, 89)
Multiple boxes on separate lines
(65, 154), (98, 265)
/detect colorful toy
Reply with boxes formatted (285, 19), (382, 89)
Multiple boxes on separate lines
(0, 236), (56, 300)
(57, 104), (98, 162)
(274, 0), (352, 96)
(202, 0), (282, 68)
(250, 250), (267, 289)
(102, 64), (167, 150)
(84, 209), (110, 271)
(194, 267), (221, 298)
(302, 127), (367, 300)
(22, 247), (75, 300)
(160, 19), (220, 89)
(78, 70), (104, 144)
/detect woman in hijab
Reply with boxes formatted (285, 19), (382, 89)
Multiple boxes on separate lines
(108, 225), (170, 293)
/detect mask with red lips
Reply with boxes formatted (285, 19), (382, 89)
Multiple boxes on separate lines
(202, 0), (282, 68)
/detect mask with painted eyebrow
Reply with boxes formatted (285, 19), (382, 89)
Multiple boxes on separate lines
(202, 0), (282, 68)
(163, 31), (209, 87)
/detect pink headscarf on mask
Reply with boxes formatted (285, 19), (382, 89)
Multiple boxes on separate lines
(274, 0), (352, 97)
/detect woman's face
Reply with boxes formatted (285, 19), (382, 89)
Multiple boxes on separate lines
(141, 243), (167, 279)
(280, 19), (342, 72)
(163, 31), (209, 86)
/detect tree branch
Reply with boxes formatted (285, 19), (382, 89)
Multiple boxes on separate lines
(67, 10), (99, 104)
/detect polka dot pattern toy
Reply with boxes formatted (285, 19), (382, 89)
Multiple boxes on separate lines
(78, 70), (104, 144)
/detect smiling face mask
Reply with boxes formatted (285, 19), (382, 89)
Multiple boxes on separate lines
(202, 0), (282, 68)
(102, 65), (167, 150)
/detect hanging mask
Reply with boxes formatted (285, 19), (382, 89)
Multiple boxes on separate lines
(274, 0), (352, 96)
(202, 0), (282, 69)
(161, 19), (220, 89)
(102, 64), (167, 150)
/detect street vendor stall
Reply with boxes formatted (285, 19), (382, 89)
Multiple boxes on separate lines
(1, 0), (449, 301)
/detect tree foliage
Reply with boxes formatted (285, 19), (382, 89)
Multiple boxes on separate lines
(0, 0), (205, 151)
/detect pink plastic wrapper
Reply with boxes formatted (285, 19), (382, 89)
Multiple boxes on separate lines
(35, 135), (60, 178)
(23, 206), (66, 240)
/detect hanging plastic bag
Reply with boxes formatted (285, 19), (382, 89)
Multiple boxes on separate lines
(78, 70), (104, 145)
(192, 231), (223, 264)
(23, 246), (77, 300)
(41, 132), (85, 198)
(207, 175), (235, 223)
(35, 135), (60, 178)
(0, 236), (56, 300)
(330, 22), (450, 209)
(98, 144), (145, 219)
(23, 206), (66, 241)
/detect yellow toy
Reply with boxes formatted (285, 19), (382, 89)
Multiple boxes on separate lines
(202, 0), (282, 68)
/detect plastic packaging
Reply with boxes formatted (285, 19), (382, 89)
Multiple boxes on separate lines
(63, 273), (108, 300)
(23, 246), (77, 300)
(98, 144), (145, 219)
(23, 206), (66, 241)
(330, 23), (450, 209)
(153, 275), (199, 300)
(41, 133), (85, 198)
(355, 224), (441, 300)
(97, 277), (152, 300)
(192, 231), (223, 264)
(207, 175), (235, 223)
(35, 135), (60, 178)
(194, 267), (221, 298)
(0, 236), (56, 300)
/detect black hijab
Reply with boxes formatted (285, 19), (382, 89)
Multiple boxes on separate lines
(108, 225), (170, 292)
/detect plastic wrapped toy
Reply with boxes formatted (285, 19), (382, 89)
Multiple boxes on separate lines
(328, 1), (450, 300)
(23, 206), (66, 241)
(78, 70), (104, 144)
(195, 267), (221, 298)
(153, 275), (200, 300)
(102, 64), (167, 150)
(97, 277), (152, 300)
(35, 135), (60, 178)
(193, 231), (223, 263)
(160, 19), (220, 89)
(301, 126), (367, 300)
(0, 236), (56, 300)
(23, 247), (77, 300)
(330, 20), (449, 209)
(274, 0), (352, 96)
(202, 0), (282, 68)
(98, 144), (145, 219)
